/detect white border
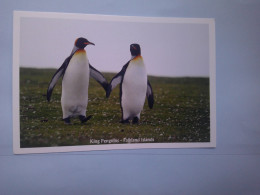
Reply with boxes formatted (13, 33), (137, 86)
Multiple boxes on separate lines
(13, 11), (216, 154)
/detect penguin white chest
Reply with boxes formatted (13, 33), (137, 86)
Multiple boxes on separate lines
(122, 56), (147, 119)
(61, 50), (90, 118)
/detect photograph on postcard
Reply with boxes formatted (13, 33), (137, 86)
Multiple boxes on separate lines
(13, 11), (216, 153)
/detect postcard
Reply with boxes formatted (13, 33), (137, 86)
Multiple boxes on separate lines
(13, 11), (216, 154)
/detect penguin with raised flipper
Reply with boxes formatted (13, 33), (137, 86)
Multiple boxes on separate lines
(47, 37), (108, 124)
(106, 43), (154, 124)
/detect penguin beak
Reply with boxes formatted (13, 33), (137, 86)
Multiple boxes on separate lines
(85, 41), (95, 46)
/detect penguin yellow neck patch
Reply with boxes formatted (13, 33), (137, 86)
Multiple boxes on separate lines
(132, 55), (143, 61)
(74, 49), (86, 55)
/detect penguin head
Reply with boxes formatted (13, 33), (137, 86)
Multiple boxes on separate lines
(75, 37), (95, 49)
(130, 44), (141, 56)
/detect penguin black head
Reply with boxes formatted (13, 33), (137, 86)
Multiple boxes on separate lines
(75, 37), (95, 49)
(130, 44), (141, 56)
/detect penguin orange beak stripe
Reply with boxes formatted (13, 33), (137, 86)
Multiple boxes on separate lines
(84, 42), (95, 46)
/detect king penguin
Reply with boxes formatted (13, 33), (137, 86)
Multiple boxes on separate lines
(47, 37), (108, 124)
(106, 43), (154, 124)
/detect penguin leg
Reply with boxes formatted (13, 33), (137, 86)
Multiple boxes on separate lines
(121, 109), (130, 124)
(63, 117), (71, 125)
(79, 115), (92, 123)
(133, 117), (139, 124)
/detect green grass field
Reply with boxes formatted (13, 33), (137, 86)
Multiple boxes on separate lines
(20, 67), (210, 148)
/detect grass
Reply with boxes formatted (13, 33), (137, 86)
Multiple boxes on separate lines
(19, 67), (210, 148)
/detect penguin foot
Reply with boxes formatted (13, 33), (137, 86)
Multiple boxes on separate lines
(120, 119), (130, 124)
(79, 115), (93, 123)
(63, 117), (71, 125)
(133, 117), (139, 124)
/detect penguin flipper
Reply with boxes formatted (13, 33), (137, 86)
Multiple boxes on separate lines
(107, 62), (129, 98)
(146, 80), (154, 109)
(47, 56), (71, 102)
(89, 64), (109, 92)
